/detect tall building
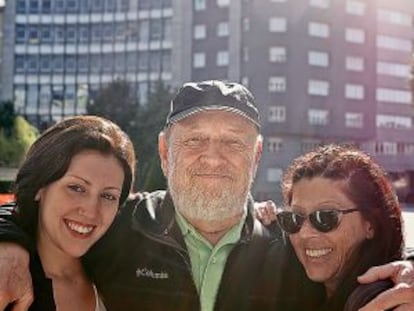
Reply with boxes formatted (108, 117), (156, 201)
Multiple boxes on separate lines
(2, 0), (414, 201)
(1, 0), (186, 127)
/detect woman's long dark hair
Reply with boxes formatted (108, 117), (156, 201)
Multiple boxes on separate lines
(14, 115), (136, 238)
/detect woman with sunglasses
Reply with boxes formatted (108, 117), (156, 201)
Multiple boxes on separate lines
(2, 115), (136, 310)
(277, 144), (404, 311)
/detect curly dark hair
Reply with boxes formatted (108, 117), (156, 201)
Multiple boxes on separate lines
(282, 144), (403, 261)
(281, 144), (404, 307)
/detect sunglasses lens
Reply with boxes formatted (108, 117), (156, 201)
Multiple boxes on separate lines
(309, 210), (340, 233)
(276, 212), (304, 234)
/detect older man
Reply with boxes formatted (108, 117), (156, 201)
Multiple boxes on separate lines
(0, 80), (414, 311)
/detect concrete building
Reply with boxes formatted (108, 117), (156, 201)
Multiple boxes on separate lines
(1, 0), (189, 127)
(2, 0), (414, 201)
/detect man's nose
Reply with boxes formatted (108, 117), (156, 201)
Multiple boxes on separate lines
(199, 140), (225, 165)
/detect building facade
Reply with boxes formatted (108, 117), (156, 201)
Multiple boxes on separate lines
(2, 0), (414, 201)
(187, 0), (414, 201)
(1, 0), (188, 128)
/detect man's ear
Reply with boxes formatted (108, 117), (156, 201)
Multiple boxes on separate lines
(252, 135), (263, 178)
(158, 131), (169, 177)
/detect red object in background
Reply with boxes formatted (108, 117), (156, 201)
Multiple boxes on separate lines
(0, 193), (14, 204)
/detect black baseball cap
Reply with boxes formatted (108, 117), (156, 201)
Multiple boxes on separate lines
(165, 80), (260, 128)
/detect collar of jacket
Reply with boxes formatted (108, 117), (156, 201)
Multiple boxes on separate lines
(129, 190), (269, 248)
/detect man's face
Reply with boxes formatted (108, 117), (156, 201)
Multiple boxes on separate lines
(159, 110), (262, 223)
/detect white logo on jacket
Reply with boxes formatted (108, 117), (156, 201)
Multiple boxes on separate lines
(136, 268), (169, 279)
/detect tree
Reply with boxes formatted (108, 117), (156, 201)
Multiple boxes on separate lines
(87, 80), (138, 134)
(0, 101), (16, 137)
(132, 82), (172, 190)
(0, 116), (39, 167)
(87, 80), (173, 191)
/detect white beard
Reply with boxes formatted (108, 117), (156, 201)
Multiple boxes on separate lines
(168, 166), (253, 223)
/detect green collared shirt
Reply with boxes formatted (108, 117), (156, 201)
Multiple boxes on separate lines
(176, 210), (247, 311)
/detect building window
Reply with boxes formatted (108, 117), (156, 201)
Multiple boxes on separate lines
(269, 46), (286, 62)
(16, 25), (26, 43)
(217, 22), (229, 37)
(308, 22), (330, 38)
(40, 56), (51, 73)
(242, 18), (250, 32)
(193, 52), (206, 68)
(345, 28), (365, 44)
(269, 17), (287, 32)
(267, 137), (284, 153)
(241, 76), (249, 87)
(243, 47), (249, 62)
(15, 56), (25, 73)
(376, 88), (412, 104)
(308, 79), (329, 96)
(376, 115), (412, 129)
(377, 35), (412, 52)
(216, 51), (229, 66)
(17, 0), (26, 13)
(267, 168), (283, 183)
(66, 26), (77, 43)
(28, 27), (39, 44)
(150, 20), (162, 41)
(346, 1), (365, 15)
(194, 0), (206, 11)
(268, 77), (286, 92)
(374, 142), (397, 155)
(78, 55), (88, 73)
(41, 0), (51, 13)
(53, 56), (64, 73)
(345, 56), (364, 71)
(268, 106), (286, 122)
(217, 0), (230, 7)
(309, 0), (330, 9)
(308, 109), (329, 125)
(27, 56), (38, 73)
(40, 26), (52, 43)
(345, 112), (364, 128)
(377, 61), (410, 78)
(67, 0), (79, 12)
(345, 84), (364, 100)
(29, 0), (39, 13)
(308, 51), (329, 67)
(301, 139), (322, 153)
(377, 8), (413, 26)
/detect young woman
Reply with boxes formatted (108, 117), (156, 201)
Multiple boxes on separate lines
(277, 144), (403, 311)
(5, 115), (135, 310)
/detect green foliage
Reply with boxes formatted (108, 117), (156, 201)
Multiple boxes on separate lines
(87, 80), (173, 191)
(87, 80), (138, 134)
(0, 116), (39, 167)
(0, 101), (15, 137)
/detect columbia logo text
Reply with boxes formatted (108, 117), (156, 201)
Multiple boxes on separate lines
(136, 268), (169, 279)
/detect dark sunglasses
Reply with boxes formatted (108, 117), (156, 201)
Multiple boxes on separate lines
(276, 208), (359, 234)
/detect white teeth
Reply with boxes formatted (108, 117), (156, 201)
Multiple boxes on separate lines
(66, 221), (94, 234)
(305, 248), (332, 258)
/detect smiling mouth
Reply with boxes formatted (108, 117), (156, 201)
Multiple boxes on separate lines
(305, 248), (333, 258)
(64, 219), (95, 235)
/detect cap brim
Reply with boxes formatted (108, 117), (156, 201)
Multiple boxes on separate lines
(167, 105), (260, 128)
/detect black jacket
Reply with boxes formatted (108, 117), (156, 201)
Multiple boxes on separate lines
(83, 191), (321, 311)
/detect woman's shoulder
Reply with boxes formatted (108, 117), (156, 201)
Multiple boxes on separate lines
(344, 280), (393, 311)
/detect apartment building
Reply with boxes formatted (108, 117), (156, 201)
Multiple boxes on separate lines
(188, 0), (414, 201)
(1, 0), (180, 127)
